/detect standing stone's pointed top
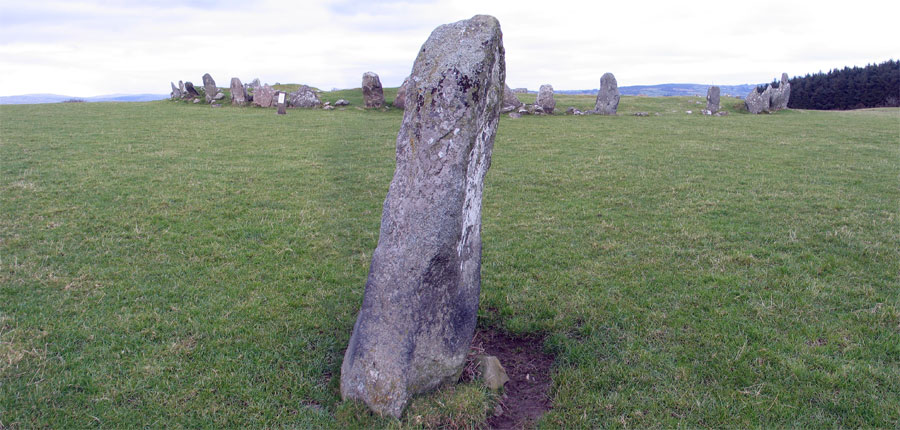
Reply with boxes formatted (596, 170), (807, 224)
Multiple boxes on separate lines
(781, 72), (789, 84)
(594, 72), (620, 115)
(341, 14), (505, 419)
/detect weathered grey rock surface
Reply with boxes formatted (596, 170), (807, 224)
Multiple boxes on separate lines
(341, 14), (505, 418)
(202, 73), (216, 103)
(289, 85), (321, 108)
(230, 78), (247, 106)
(594, 72), (620, 115)
(334, 99), (350, 106)
(745, 86), (770, 114)
(706, 85), (720, 113)
(500, 84), (523, 113)
(536, 84), (555, 114)
(170, 82), (182, 99)
(770, 73), (791, 111)
(252, 84), (275, 107)
(362, 71), (384, 108)
(184, 81), (200, 98)
(394, 77), (410, 110)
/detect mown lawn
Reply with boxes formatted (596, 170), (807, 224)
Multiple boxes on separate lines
(1, 93), (897, 428)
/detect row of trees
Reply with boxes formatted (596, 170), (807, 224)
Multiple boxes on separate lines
(786, 60), (899, 110)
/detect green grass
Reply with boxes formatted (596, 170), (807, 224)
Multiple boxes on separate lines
(1, 91), (898, 428)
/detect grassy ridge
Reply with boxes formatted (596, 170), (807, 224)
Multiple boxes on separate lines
(1, 95), (898, 428)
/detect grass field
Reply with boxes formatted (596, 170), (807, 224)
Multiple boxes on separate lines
(1, 91), (898, 428)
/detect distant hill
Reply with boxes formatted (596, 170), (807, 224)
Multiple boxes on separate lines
(554, 83), (758, 98)
(0, 93), (168, 105)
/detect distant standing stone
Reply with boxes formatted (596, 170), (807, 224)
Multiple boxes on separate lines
(706, 86), (720, 113)
(289, 85), (322, 108)
(252, 84), (276, 107)
(770, 72), (791, 111)
(594, 72), (620, 115)
(170, 82), (182, 99)
(536, 84), (555, 114)
(393, 77), (410, 110)
(501, 83), (523, 113)
(184, 81), (200, 98)
(202, 73), (217, 103)
(745, 85), (770, 114)
(230, 78), (247, 106)
(362, 71), (384, 108)
(341, 14), (505, 419)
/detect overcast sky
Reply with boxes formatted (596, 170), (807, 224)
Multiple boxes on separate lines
(1, 0), (897, 96)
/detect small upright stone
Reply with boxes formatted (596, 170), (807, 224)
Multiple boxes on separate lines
(362, 71), (384, 108)
(230, 77), (248, 106)
(393, 77), (410, 110)
(289, 85), (322, 108)
(706, 86), (720, 113)
(170, 82), (182, 99)
(184, 81), (200, 98)
(341, 14), (505, 419)
(536, 84), (555, 114)
(594, 72), (620, 115)
(252, 84), (276, 108)
(178, 80), (185, 94)
(501, 83), (523, 113)
(202, 73), (217, 103)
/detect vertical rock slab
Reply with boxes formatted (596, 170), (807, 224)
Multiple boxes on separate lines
(770, 72), (791, 111)
(393, 77), (410, 109)
(184, 81), (200, 98)
(230, 77), (247, 106)
(594, 72), (620, 115)
(341, 14), (505, 418)
(170, 82), (182, 99)
(745, 85), (771, 114)
(252, 84), (275, 107)
(202, 73), (217, 103)
(362, 71), (385, 108)
(536, 84), (555, 114)
(706, 85), (720, 113)
(501, 83), (523, 113)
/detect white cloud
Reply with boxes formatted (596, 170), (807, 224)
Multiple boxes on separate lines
(0, 0), (897, 96)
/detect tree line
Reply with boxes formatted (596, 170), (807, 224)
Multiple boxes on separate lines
(786, 59), (899, 110)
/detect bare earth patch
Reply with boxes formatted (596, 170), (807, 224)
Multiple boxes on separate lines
(472, 328), (554, 429)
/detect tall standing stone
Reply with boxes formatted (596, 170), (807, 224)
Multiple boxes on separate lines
(252, 84), (276, 107)
(745, 85), (771, 114)
(706, 85), (720, 113)
(341, 14), (505, 418)
(202, 73), (217, 103)
(536, 84), (555, 114)
(393, 77), (410, 110)
(594, 72), (620, 115)
(362, 72), (384, 108)
(230, 77), (247, 106)
(501, 83), (523, 113)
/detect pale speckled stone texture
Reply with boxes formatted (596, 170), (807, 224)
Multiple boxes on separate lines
(362, 71), (385, 108)
(289, 85), (321, 108)
(202, 73), (216, 104)
(500, 83), (523, 113)
(341, 14), (505, 418)
(230, 77), (247, 106)
(594, 72), (620, 115)
(536, 84), (555, 114)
